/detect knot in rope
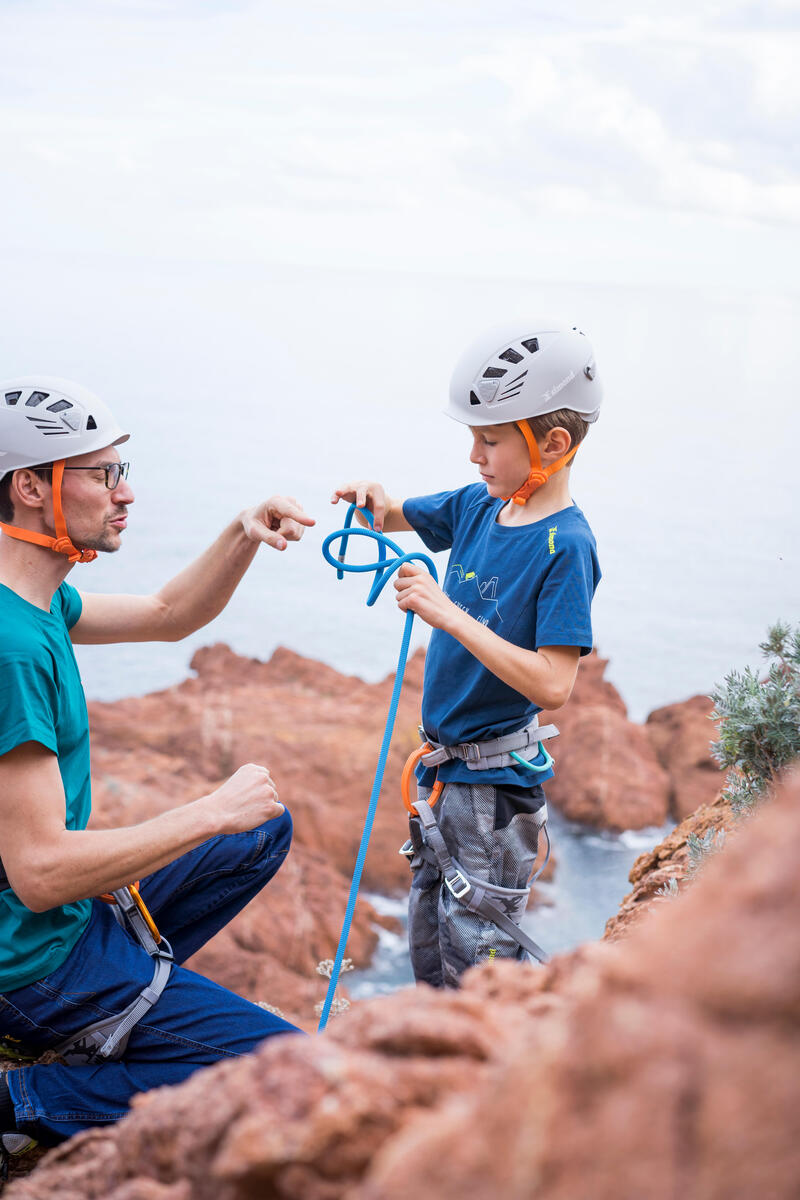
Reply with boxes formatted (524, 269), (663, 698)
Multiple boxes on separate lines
(321, 504), (438, 603)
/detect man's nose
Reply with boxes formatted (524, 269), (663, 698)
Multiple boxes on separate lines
(112, 478), (135, 504)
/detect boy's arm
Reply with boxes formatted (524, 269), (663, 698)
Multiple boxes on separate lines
(331, 481), (412, 533)
(394, 563), (580, 710)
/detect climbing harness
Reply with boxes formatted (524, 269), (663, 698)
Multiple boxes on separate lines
(317, 505), (437, 1032)
(399, 718), (557, 966)
(401, 791), (551, 965)
(0, 861), (173, 1064)
(56, 885), (173, 1064)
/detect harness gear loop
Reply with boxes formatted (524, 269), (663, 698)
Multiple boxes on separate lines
(100, 881), (163, 945)
(0, 459), (98, 563)
(317, 505), (438, 1032)
(503, 420), (579, 506)
(401, 744), (444, 815)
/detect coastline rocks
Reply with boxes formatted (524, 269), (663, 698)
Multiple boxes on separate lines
(540, 651), (670, 829)
(12, 773), (800, 1200)
(646, 695), (724, 819)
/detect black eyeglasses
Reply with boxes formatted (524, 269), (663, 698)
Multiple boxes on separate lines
(60, 462), (130, 490)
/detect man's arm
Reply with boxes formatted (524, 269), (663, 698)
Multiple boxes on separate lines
(72, 495), (314, 645)
(0, 742), (284, 912)
(330, 481), (412, 533)
(393, 563), (580, 710)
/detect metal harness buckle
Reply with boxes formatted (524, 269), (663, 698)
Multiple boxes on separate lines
(445, 870), (471, 900)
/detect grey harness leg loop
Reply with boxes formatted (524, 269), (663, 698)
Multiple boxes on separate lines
(56, 886), (174, 1065)
(409, 798), (550, 966)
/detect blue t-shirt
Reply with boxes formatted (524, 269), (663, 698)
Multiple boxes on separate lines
(0, 581), (93, 992)
(403, 484), (601, 787)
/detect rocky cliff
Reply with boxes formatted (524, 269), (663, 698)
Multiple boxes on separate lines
(76, 643), (722, 1025)
(8, 760), (798, 1198)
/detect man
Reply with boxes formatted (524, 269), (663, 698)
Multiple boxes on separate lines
(0, 376), (313, 1166)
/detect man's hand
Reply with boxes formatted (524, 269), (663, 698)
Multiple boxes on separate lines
(241, 496), (315, 551)
(394, 562), (459, 630)
(199, 763), (285, 835)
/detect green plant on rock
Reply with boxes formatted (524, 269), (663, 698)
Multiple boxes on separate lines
(711, 620), (800, 818)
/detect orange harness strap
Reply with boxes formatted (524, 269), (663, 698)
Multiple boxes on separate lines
(0, 459), (97, 563)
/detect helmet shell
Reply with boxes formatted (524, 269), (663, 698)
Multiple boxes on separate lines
(0, 377), (129, 483)
(447, 322), (602, 427)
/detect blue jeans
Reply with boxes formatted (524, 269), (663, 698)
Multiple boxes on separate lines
(0, 809), (298, 1144)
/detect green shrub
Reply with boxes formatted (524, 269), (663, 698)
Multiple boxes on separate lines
(711, 621), (800, 817)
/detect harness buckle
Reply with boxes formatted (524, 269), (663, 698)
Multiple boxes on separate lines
(461, 742), (481, 763)
(445, 870), (471, 900)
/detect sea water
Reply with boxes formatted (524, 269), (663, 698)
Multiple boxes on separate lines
(8, 257), (791, 721)
(2, 257), (795, 977)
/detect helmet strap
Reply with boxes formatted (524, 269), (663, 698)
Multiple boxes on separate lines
(0, 459), (97, 563)
(502, 422), (579, 506)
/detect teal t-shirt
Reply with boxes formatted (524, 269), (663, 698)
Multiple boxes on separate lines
(0, 580), (92, 992)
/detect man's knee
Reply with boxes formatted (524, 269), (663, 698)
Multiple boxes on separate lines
(260, 805), (292, 857)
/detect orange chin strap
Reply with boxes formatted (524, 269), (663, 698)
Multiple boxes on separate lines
(0, 459), (97, 563)
(502, 421), (578, 506)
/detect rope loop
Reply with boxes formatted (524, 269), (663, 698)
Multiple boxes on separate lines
(321, 504), (438, 602)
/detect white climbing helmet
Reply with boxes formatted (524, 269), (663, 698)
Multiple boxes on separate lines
(0, 376), (129, 484)
(446, 322), (602, 428)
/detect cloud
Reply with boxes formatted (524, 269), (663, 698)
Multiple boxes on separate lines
(0, 1), (797, 287)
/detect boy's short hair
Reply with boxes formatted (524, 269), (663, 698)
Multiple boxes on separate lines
(527, 409), (590, 460)
(0, 464), (53, 523)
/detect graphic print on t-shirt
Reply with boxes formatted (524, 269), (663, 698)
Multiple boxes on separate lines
(446, 562), (504, 625)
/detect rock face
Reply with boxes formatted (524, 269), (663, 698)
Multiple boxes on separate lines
(10, 773), (800, 1200)
(79, 643), (722, 1026)
(86, 643), (430, 1027)
(541, 651), (671, 829)
(646, 694), (724, 819)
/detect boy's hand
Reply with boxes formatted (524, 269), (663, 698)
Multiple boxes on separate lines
(241, 495), (315, 551)
(394, 563), (459, 631)
(331, 481), (387, 532)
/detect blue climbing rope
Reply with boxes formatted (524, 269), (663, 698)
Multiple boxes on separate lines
(317, 505), (438, 1033)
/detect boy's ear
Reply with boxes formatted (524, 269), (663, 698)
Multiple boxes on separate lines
(541, 426), (572, 461)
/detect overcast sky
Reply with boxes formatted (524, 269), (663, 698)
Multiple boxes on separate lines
(1, 0), (797, 291)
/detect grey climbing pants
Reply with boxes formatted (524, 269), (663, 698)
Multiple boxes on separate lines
(407, 780), (546, 988)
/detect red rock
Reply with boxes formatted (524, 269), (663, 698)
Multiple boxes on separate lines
(11, 774), (800, 1200)
(541, 703), (670, 830)
(538, 652), (670, 830)
(646, 694), (725, 819)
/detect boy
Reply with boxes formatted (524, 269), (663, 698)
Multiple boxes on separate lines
(332, 322), (601, 987)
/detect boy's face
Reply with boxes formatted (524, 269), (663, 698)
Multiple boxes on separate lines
(468, 423), (530, 499)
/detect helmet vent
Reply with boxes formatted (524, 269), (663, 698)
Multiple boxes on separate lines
(4, 391), (21, 405)
(469, 390), (482, 406)
(499, 348), (523, 364)
(46, 399), (73, 413)
(497, 370), (527, 402)
(25, 391), (50, 407)
(521, 338), (539, 353)
(482, 367), (506, 379)
(86, 415), (97, 430)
